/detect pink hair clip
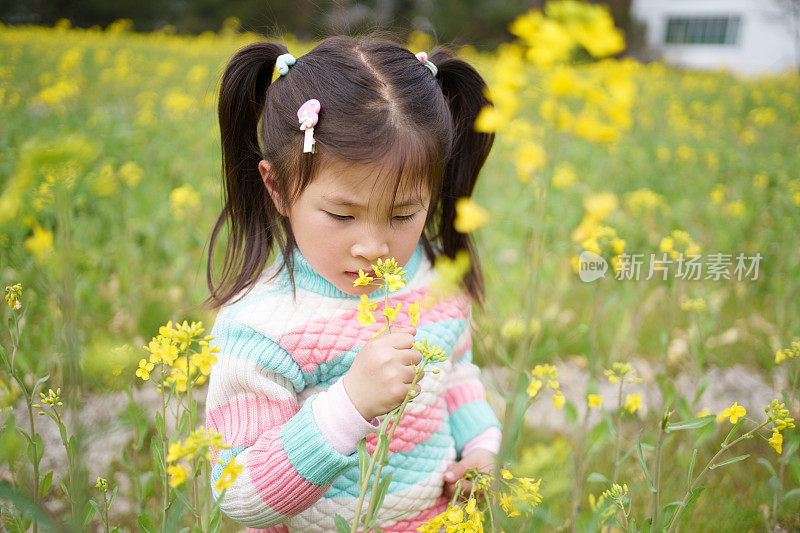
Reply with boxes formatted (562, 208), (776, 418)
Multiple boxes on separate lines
(415, 51), (438, 77)
(297, 99), (321, 154)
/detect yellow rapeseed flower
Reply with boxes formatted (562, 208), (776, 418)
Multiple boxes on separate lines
(721, 401), (746, 424)
(167, 464), (188, 488)
(552, 162), (578, 189)
(353, 269), (374, 287)
(135, 358), (155, 381)
(24, 225), (54, 262)
(407, 301), (420, 326)
(623, 393), (642, 413)
(214, 456), (243, 493)
(454, 197), (490, 233)
(768, 429), (783, 454)
(382, 303), (402, 323)
(527, 378), (543, 399)
(357, 294), (377, 326)
(515, 141), (547, 182)
(4, 283), (22, 310)
(587, 394), (603, 408)
(552, 391), (566, 409)
(382, 272), (406, 292)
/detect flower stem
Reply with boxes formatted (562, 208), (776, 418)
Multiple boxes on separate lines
(611, 380), (624, 484)
(351, 415), (392, 533)
(666, 420), (770, 533)
(363, 370), (424, 528)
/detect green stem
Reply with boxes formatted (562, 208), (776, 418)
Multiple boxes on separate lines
(650, 415), (666, 527)
(351, 414), (392, 533)
(363, 370), (424, 528)
(771, 450), (787, 530)
(26, 393), (40, 533)
(611, 380), (624, 484)
(161, 364), (168, 533)
(666, 420), (770, 533)
(570, 405), (591, 533)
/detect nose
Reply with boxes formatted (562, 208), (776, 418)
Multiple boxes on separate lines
(350, 227), (390, 263)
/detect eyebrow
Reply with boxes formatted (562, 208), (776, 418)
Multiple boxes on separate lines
(322, 194), (423, 209)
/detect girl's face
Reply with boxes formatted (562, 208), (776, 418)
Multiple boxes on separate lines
(260, 159), (431, 296)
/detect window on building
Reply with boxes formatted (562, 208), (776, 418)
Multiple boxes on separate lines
(664, 16), (741, 45)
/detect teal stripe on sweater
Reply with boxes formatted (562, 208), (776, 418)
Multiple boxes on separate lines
(449, 400), (502, 454)
(211, 317), (305, 393)
(280, 396), (359, 485)
(325, 418), (454, 499)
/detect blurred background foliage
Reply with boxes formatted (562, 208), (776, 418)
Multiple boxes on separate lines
(0, 0), (645, 53)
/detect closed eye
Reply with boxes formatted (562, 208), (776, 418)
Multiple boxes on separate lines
(324, 212), (417, 223)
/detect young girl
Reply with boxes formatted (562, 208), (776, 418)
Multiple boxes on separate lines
(203, 34), (502, 532)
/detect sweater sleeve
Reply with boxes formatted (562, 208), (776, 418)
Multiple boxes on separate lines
(204, 315), (363, 529)
(442, 316), (503, 461)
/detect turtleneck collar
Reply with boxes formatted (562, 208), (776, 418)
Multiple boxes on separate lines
(283, 241), (425, 300)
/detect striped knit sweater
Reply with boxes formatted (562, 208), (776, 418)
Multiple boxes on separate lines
(205, 241), (503, 532)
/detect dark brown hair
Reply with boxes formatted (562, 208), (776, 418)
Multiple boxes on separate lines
(204, 35), (495, 312)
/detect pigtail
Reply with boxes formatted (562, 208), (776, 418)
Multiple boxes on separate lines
(429, 48), (496, 312)
(204, 41), (288, 310)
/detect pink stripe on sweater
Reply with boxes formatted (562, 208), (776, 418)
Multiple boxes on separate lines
(207, 396), (298, 447)
(247, 437), (331, 516)
(363, 397), (446, 455)
(443, 381), (485, 415)
(380, 494), (450, 532)
(280, 289), (471, 372)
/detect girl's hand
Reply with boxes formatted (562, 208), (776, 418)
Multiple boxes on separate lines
(343, 326), (422, 420)
(443, 449), (497, 503)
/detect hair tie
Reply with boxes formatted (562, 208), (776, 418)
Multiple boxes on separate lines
(297, 99), (321, 154)
(276, 53), (296, 76)
(415, 51), (438, 77)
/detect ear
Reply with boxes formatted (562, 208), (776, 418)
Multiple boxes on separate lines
(259, 159), (286, 217)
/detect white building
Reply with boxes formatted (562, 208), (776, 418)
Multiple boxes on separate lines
(631, 0), (799, 75)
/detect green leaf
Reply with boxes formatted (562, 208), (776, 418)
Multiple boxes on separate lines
(151, 436), (165, 481)
(84, 500), (100, 527)
(665, 415), (715, 433)
(209, 505), (222, 533)
(379, 433), (390, 466)
(172, 486), (198, 518)
(721, 420), (744, 447)
(782, 488), (800, 502)
(39, 471), (52, 500)
(155, 411), (166, 440)
(358, 438), (368, 486)
(709, 454), (750, 470)
(31, 374), (50, 397)
(687, 448), (697, 488)
(682, 487), (705, 522)
(564, 400), (578, 425)
(109, 485), (118, 507)
(165, 493), (187, 532)
(587, 472), (610, 485)
(0, 480), (63, 530)
(334, 514), (350, 533)
(59, 478), (71, 501)
(661, 500), (685, 511)
(757, 458), (777, 479)
(693, 374), (709, 405)
(137, 514), (156, 533)
(637, 430), (656, 492)
(372, 472), (393, 518)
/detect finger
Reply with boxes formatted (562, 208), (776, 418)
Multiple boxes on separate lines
(388, 331), (417, 348)
(398, 349), (421, 367)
